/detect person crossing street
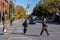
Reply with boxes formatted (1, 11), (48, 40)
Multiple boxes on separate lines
(22, 17), (29, 35)
(40, 17), (49, 36)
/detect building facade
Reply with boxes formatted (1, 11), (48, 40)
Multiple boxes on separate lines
(0, 0), (8, 22)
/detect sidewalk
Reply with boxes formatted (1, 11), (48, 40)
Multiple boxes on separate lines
(0, 19), (21, 28)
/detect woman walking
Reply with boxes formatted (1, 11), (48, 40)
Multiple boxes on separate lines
(22, 18), (28, 35)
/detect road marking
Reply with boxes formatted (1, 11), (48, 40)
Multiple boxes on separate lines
(10, 36), (32, 40)
(7, 37), (11, 40)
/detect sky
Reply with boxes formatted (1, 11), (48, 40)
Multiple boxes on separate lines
(13, 0), (40, 15)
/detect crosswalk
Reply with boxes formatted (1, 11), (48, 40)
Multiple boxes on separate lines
(9, 36), (32, 40)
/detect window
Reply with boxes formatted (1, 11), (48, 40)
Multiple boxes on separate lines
(5, 0), (8, 3)
(2, 3), (4, 7)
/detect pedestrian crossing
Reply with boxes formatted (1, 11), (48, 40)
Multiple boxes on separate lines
(9, 36), (32, 40)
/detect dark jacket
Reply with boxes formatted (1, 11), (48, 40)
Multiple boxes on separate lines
(23, 20), (28, 27)
(2, 16), (4, 22)
(42, 20), (47, 28)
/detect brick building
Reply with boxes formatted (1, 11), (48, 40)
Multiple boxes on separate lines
(0, 0), (8, 22)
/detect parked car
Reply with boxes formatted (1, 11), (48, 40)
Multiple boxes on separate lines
(35, 18), (42, 23)
(29, 18), (36, 24)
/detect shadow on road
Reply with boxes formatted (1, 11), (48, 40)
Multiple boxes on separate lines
(11, 32), (40, 37)
(11, 32), (24, 35)
(11, 33), (40, 37)
(26, 34), (40, 37)
(46, 21), (60, 25)
(37, 20), (60, 25)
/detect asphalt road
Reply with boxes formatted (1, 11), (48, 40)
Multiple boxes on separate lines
(0, 19), (60, 40)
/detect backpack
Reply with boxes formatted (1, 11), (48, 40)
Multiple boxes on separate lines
(22, 21), (27, 26)
(22, 22), (25, 26)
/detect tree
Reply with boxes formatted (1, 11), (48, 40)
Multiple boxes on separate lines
(9, 1), (15, 20)
(31, 0), (60, 19)
(15, 6), (26, 19)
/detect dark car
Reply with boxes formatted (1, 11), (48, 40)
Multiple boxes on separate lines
(29, 18), (36, 24)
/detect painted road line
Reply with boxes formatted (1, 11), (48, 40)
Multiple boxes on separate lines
(10, 36), (32, 40)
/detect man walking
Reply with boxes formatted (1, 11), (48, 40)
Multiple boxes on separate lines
(40, 17), (49, 36)
(2, 16), (5, 31)
(10, 18), (13, 26)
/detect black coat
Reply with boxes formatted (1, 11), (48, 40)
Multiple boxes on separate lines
(42, 21), (47, 27)
(2, 16), (4, 22)
(23, 20), (28, 27)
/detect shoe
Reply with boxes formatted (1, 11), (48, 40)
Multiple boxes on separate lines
(40, 34), (42, 36)
(47, 34), (49, 36)
(23, 33), (26, 35)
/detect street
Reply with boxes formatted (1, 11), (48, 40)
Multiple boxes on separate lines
(0, 0), (60, 40)
(0, 19), (60, 40)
